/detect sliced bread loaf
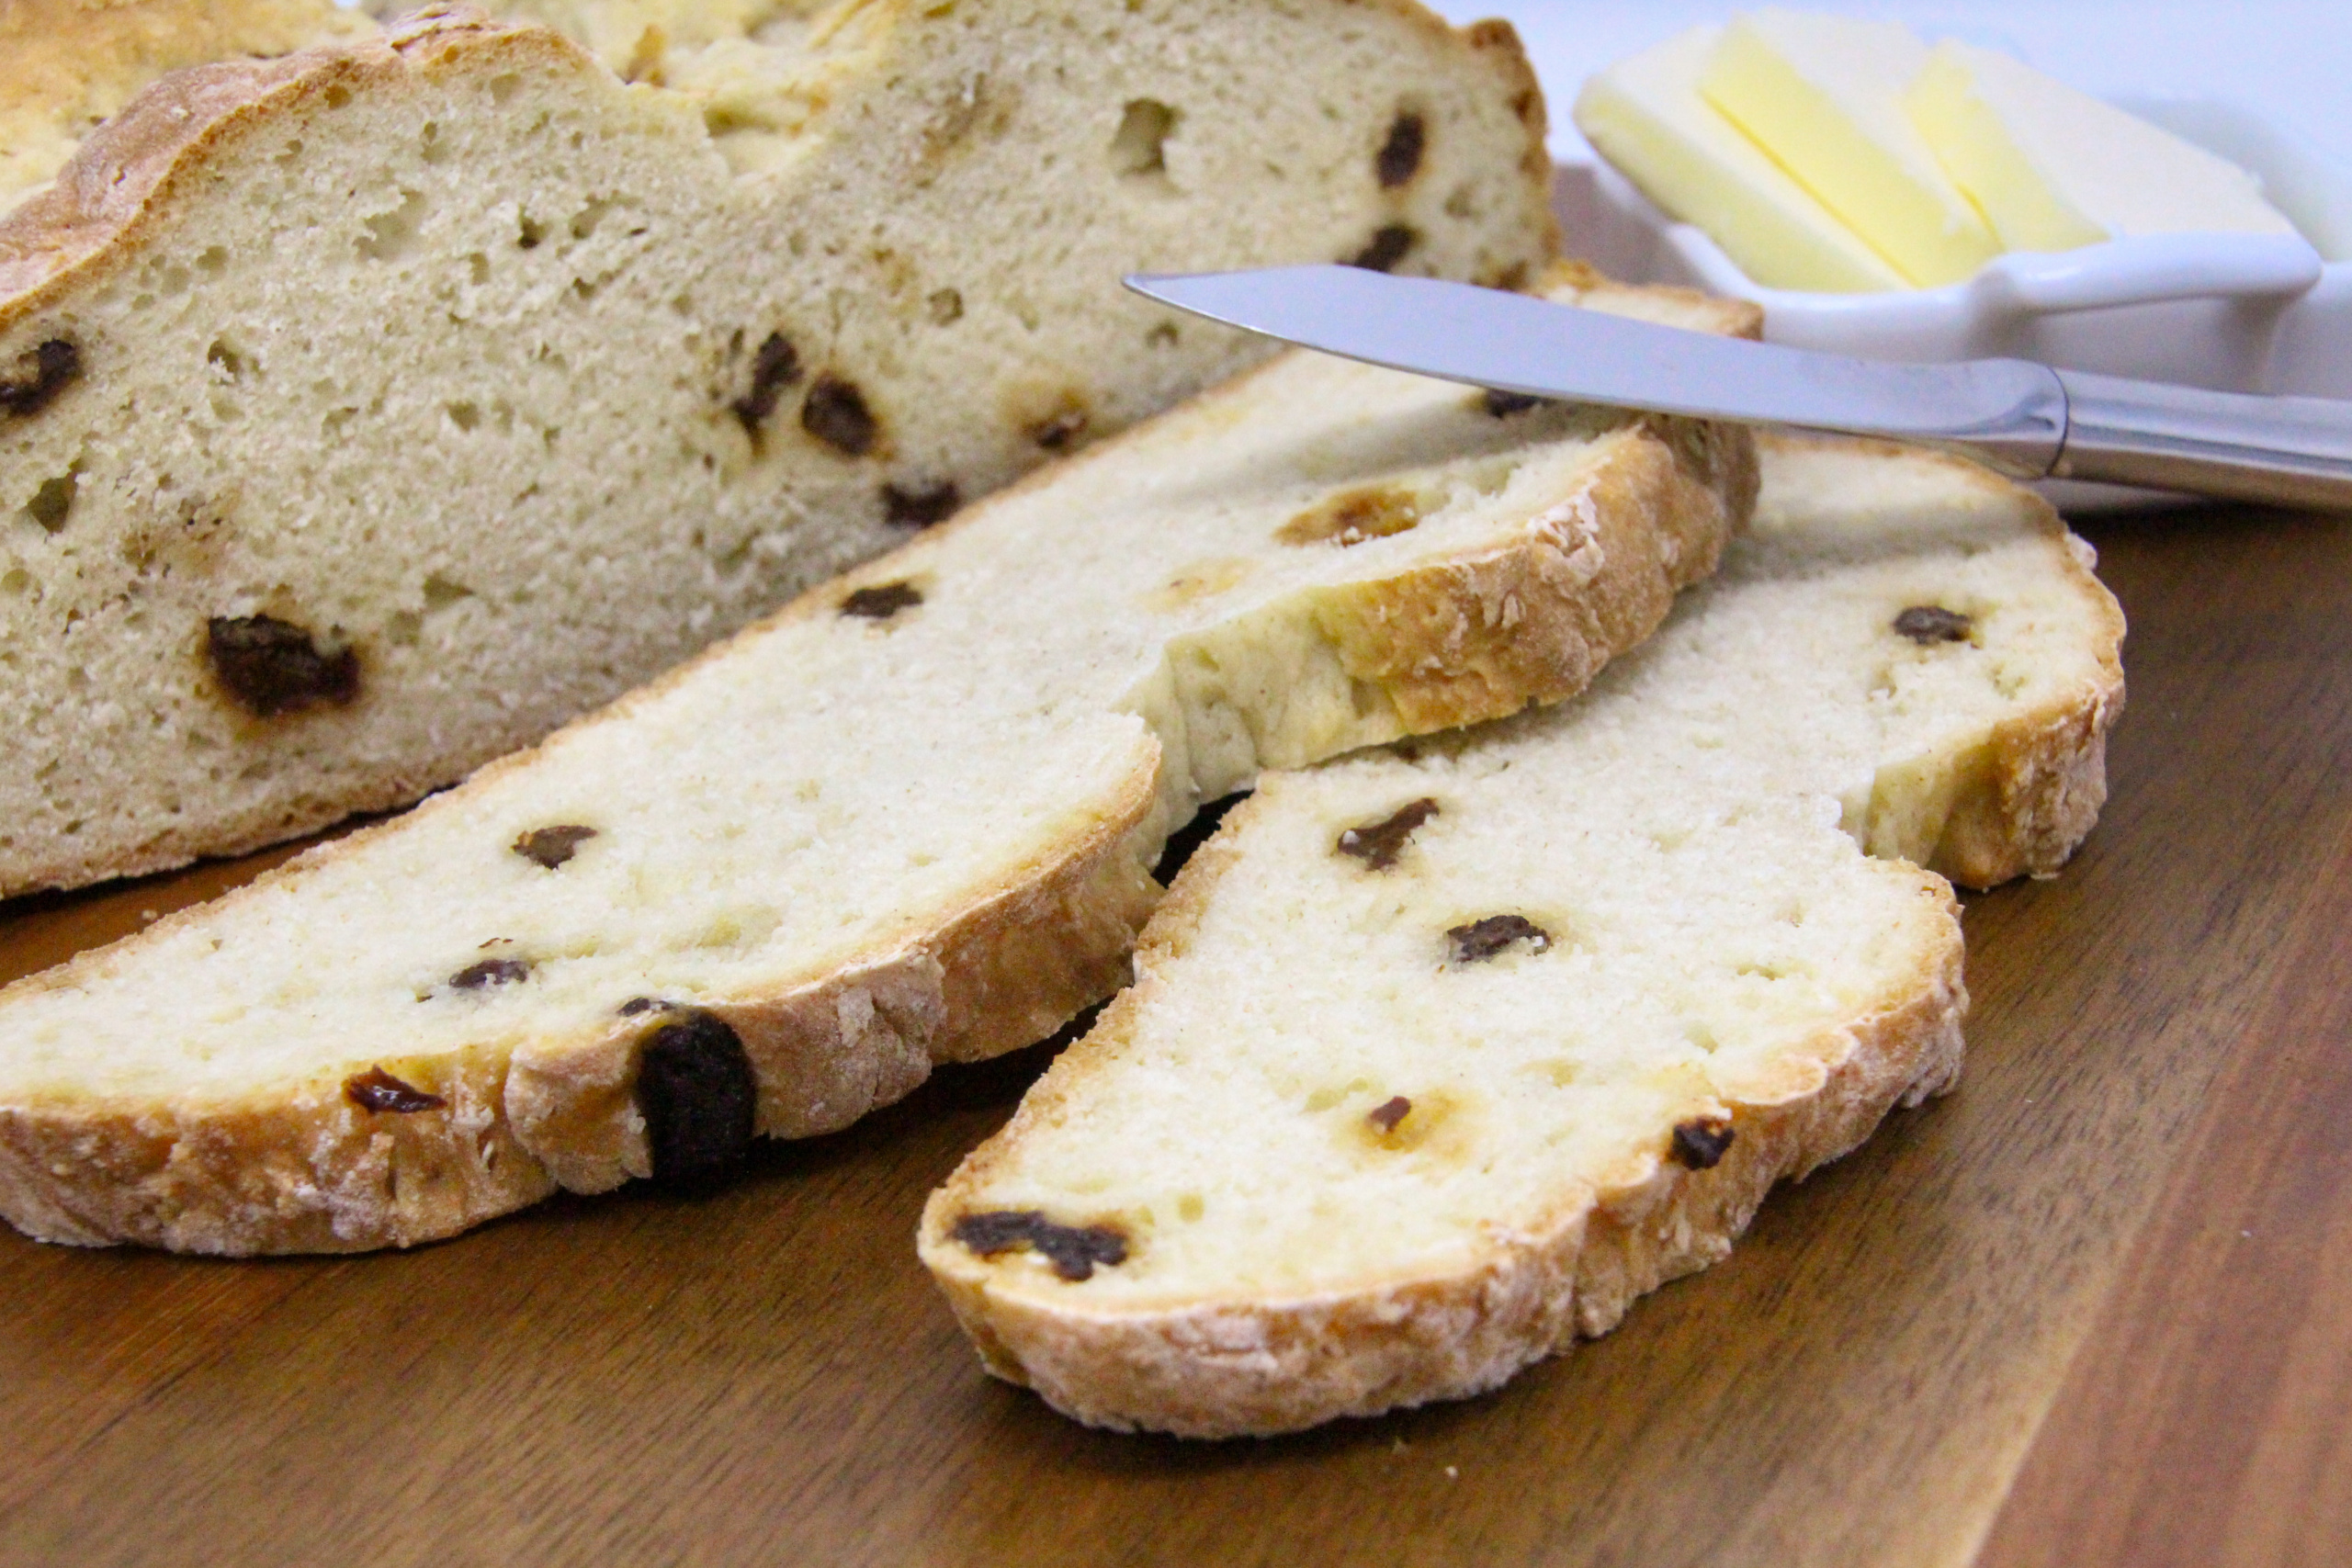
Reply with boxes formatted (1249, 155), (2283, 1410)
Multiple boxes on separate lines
(0, 271), (1757, 1254)
(920, 435), (2126, 1438)
(0, 0), (1558, 897)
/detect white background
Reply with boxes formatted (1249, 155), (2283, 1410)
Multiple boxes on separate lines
(1428, 1), (2352, 165)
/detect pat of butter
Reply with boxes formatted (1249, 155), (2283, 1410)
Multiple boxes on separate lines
(1907, 40), (2298, 252)
(1701, 10), (1999, 288)
(1574, 27), (1905, 294)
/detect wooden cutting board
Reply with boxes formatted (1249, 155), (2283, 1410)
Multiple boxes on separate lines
(1, 505), (2346, 1568)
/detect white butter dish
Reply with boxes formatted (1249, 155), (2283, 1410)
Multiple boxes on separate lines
(1565, 96), (2350, 396)
(1557, 95), (2352, 507)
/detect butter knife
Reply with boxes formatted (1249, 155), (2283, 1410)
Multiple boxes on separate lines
(1125, 265), (2352, 511)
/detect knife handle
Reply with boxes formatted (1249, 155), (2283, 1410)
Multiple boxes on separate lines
(2052, 369), (2352, 511)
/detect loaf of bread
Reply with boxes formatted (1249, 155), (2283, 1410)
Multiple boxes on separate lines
(0, 269), (1756, 1254)
(921, 434), (2125, 1437)
(0, 0), (1558, 897)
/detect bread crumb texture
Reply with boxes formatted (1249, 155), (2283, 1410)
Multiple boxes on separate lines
(920, 434), (2125, 1437)
(0, 0), (1559, 896)
(0, 271), (1756, 1254)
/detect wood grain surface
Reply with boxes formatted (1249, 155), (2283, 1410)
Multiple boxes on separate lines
(1, 503), (2346, 1568)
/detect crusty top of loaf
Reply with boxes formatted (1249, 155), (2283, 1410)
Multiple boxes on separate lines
(0, 9), (571, 310)
(0, 0), (372, 209)
(0, 0), (1561, 316)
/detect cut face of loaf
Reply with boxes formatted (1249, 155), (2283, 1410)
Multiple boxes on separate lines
(0, 0), (1559, 897)
(0, 271), (1758, 1254)
(920, 435), (2126, 1438)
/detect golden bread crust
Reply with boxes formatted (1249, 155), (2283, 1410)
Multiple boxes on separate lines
(0, 9), (558, 311)
(0, 0), (371, 211)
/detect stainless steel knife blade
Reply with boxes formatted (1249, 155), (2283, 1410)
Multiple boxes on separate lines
(1125, 265), (2352, 510)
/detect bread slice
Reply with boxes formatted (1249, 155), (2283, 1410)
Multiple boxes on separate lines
(0, 270), (1757, 1254)
(920, 435), (2126, 1438)
(0, 0), (1558, 897)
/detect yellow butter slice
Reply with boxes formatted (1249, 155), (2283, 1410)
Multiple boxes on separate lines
(1574, 26), (1905, 294)
(1701, 9), (1999, 288)
(1907, 39), (2298, 253)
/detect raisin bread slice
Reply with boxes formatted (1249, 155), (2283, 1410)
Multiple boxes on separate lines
(0, 273), (1757, 1254)
(0, 0), (1558, 897)
(920, 435), (2125, 1437)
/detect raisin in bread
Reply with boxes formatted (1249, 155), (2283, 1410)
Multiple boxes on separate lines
(0, 0), (1558, 897)
(0, 273), (1757, 1254)
(920, 434), (2126, 1438)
